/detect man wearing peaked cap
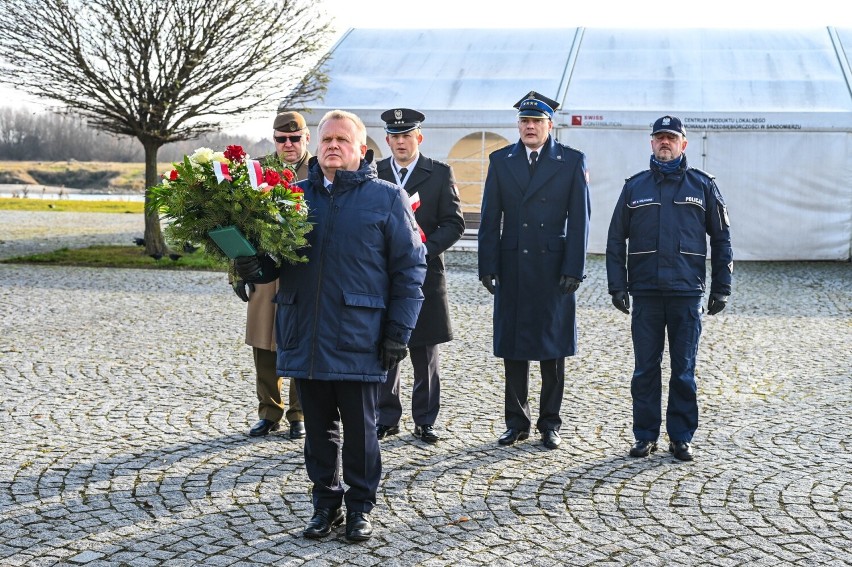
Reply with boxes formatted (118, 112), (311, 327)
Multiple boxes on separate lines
(606, 114), (733, 462)
(375, 108), (465, 445)
(478, 90), (591, 451)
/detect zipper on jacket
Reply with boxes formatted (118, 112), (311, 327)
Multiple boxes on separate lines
(308, 187), (333, 379)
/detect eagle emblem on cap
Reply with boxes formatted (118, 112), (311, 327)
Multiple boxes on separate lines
(394, 109), (403, 120)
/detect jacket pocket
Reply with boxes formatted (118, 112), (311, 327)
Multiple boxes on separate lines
(679, 238), (707, 258)
(273, 289), (298, 351)
(338, 292), (385, 352)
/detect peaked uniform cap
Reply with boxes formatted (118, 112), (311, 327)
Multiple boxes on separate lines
(651, 115), (686, 136)
(514, 91), (559, 119)
(381, 108), (426, 133)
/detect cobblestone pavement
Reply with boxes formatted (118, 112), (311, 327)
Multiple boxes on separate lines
(1, 211), (851, 566)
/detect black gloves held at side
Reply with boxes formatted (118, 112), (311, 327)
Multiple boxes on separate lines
(232, 280), (255, 302)
(559, 275), (582, 294)
(611, 291), (630, 314)
(707, 293), (728, 315)
(233, 254), (278, 284)
(480, 274), (499, 295)
(378, 336), (408, 370)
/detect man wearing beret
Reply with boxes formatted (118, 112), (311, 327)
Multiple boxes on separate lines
(606, 115), (733, 462)
(478, 91), (591, 450)
(231, 111), (312, 440)
(375, 108), (465, 444)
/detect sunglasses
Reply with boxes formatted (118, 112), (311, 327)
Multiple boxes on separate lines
(274, 134), (303, 144)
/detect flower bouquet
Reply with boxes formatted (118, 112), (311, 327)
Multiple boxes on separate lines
(147, 145), (312, 266)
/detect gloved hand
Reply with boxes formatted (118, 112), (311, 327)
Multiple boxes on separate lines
(480, 274), (499, 295)
(611, 291), (630, 314)
(232, 280), (254, 302)
(234, 255), (264, 282)
(559, 275), (581, 294)
(707, 293), (728, 315)
(378, 337), (408, 370)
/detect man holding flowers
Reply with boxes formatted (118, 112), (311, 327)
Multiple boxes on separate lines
(234, 111), (313, 440)
(234, 110), (426, 543)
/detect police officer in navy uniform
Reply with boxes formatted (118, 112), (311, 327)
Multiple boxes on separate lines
(375, 108), (465, 444)
(606, 115), (733, 462)
(478, 91), (591, 450)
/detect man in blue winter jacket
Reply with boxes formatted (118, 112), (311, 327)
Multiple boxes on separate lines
(235, 109), (426, 542)
(606, 115), (733, 462)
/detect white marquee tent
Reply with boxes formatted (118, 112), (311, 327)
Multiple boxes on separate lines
(296, 27), (852, 260)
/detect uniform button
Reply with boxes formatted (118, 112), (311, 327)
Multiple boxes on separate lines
(522, 223), (528, 227)
(540, 223), (544, 228)
(523, 249), (528, 254)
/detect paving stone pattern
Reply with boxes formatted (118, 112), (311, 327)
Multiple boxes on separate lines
(1, 211), (850, 565)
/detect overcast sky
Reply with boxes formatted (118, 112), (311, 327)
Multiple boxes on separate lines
(3, 0), (849, 141)
(320, 0), (852, 33)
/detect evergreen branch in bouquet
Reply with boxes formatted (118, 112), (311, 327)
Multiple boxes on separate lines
(146, 145), (313, 265)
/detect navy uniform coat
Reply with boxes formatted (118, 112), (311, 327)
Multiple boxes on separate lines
(478, 135), (591, 360)
(376, 154), (465, 347)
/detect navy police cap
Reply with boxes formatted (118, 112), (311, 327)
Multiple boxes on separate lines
(514, 91), (559, 119)
(651, 115), (686, 136)
(381, 108), (425, 133)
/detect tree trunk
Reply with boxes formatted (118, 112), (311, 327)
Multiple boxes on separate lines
(142, 140), (167, 256)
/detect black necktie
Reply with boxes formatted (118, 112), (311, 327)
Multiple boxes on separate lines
(398, 167), (408, 183)
(529, 151), (538, 175)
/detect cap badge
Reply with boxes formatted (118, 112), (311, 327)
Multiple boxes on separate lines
(394, 109), (403, 121)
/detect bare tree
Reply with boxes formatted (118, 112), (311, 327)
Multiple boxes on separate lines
(0, 0), (331, 255)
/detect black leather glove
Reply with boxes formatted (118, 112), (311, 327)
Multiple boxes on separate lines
(234, 255), (263, 281)
(233, 254), (278, 283)
(559, 275), (581, 294)
(480, 274), (499, 295)
(611, 291), (630, 314)
(232, 280), (254, 302)
(378, 336), (408, 370)
(707, 293), (728, 315)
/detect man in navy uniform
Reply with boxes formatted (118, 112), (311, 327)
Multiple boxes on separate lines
(606, 115), (733, 462)
(375, 108), (465, 444)
(478, 91), (591, 450)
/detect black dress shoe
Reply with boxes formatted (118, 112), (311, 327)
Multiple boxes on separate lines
(289, 421), (305, 439)
(541, 429), (561, 449)
(345, 511), (373, 542)
(302, 507), (344, 538)
(669, 440), (694, 461)
(629, 439), (658, 458)
(414, 424), (439, 444)
(498, 428), (529, 445)
(249, 419), (280, 437)
(376, 423), (400, 439)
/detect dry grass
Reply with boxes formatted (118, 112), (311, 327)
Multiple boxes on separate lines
(0, 160), (172, 192)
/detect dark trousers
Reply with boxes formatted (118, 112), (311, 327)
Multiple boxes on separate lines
(630, 295), (702, 443)
(504, 358), (564, 432)
(377, 344), (440, 427)
(295, 379), (380, 514)
(253, 347), (303, 423)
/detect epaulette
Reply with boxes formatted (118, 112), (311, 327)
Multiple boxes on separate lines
(689, 167), (715, 180)
(624, 171), (645, 183)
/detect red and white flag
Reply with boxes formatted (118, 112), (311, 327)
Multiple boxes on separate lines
(212, 161), (232, 183)
(409, 192), (426, 242)
(246, 159), (263, 189)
